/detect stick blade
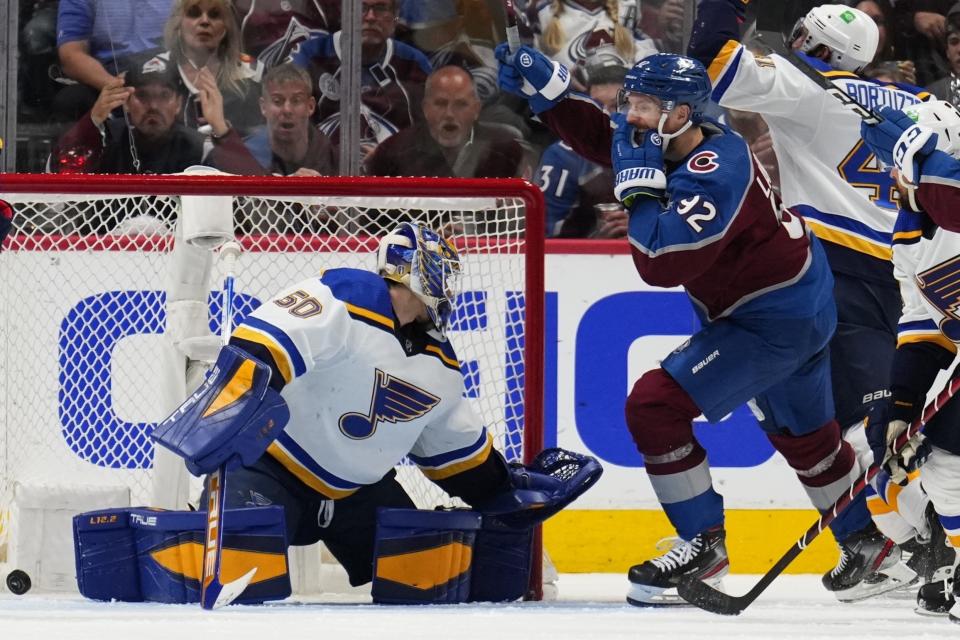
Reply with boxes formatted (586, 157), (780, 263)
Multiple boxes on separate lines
(202, 567), (259, 610)
(677, 578), (746, 616)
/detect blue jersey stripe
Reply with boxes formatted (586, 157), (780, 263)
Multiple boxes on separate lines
(793, 204), (893, 245)
(242, 316), (307, 377)
(275, 432), (362, 491)
(407, 428), (488, 467)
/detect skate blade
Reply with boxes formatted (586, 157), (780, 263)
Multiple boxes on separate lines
(626, 578), (724, 607)
(835, 562), (918, 603)
(914, 605), (950, 617)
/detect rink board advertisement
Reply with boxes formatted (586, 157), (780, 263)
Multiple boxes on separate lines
(6, 244), (837, 573)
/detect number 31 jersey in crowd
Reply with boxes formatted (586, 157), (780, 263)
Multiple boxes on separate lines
(228, 268), (492, 499)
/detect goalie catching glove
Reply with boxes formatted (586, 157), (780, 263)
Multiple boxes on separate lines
(475, 448), (603, 529)
(151, 345), (290, 476)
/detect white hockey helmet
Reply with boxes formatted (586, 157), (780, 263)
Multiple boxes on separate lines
(790, 4), (879, 73)
(903, 100), (960, 159)
(376, 222), (462, 335)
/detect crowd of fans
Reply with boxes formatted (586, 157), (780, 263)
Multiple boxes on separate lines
(11, 0), (960, 237)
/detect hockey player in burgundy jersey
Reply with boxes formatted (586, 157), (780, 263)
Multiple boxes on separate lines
(497, 46), (877, 605)
(688, 0), (928, 601)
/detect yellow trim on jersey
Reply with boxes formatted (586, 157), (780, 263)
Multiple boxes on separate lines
(425, 344), (459, 369)
(892, 229), (923, 243)
(232, 325), (294, 384)
(897, 332), (958, 353)
(203, 359), (256, 418)
(804, 219), (893, 260)
(418, 432), (494, 481)
(949, 533), (960, 547)
(707, 40), (742, 83)
(344, 302), (395, 330)
(821, 69), (859, 80)
(266, 442), (357, 500)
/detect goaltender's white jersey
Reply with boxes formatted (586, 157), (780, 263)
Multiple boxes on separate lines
(892, 210), (960, 353)
(707, 44), (928, 266)
(231, 268), (491, 499)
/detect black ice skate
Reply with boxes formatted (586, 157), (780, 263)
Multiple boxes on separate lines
(626, 526), (729, 607)
(905, 505), (957, 589)
(822, 524), (916, 602)
(915, 563), (955, 616)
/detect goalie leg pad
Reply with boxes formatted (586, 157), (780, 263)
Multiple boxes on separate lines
(371, 508), (481, 604)
(468, 517), (534, 602)
(74, 506), (291, 604)
(150, 345), (290, 476)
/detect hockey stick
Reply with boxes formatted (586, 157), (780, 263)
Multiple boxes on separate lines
(200, 241), (257, 610)
(503, 0), (521, 52)
(677, 374), (960, 615)
(753, 0), (882, 125)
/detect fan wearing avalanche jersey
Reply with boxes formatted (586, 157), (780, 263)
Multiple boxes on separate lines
(497, 47), (874, 606)
(0, 199), (11, 249)
(527, 0), (658, 70)
(688, 0), (930, 599)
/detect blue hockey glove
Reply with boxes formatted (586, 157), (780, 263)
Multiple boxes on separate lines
(151, 345), (290, 476)
(860, 106), (937, 178)
(476, 448), (603, 529)
(494, 43), (570, 114)
(610, 112), (667, 207)
(865, 394), (928, 485)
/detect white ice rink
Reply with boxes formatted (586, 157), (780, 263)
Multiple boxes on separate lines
(2, 574), (956, 640)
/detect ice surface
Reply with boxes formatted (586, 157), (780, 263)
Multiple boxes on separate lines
(1, 574), (954, 640)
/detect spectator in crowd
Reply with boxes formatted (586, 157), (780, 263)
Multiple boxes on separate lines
(211, 63), (337, 176)
(154, 0), (264, 138)
(855, 0), (917, 84)
(535, 43), (628, 238)
(365, 65), (526, 178)
(289, 0), (432, 161)
(651, 0), (685, 54)
(54, 0), (172, 120)
(896, 0), (952, 86)
(233, 0), (336, 66)
(927, 2), (960, 102)
(527, 0), (657, 70)
(50, 56), (206, 174)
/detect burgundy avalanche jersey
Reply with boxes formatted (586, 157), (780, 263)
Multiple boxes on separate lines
(234, 0), (335, 65)
(540, 95), (833, 321)
(289, 31), (432, 146)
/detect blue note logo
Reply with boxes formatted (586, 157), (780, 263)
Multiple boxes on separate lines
(917, 255), (960, 341)
(339, 369), (441, 440)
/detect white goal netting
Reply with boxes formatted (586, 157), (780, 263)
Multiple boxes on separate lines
(0, 174), (544, 594)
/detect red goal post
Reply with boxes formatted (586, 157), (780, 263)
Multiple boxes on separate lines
(0, 173), (546, 598)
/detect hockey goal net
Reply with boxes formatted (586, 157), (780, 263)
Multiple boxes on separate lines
(0, 173), (544, 596)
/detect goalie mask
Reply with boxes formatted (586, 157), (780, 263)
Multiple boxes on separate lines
(377, 223), (462, 335)
(790, 4), (879, 73)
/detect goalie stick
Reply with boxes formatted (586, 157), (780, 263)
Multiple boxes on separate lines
(677, 374), (960, 615)
(753, 0), (882, 125)
(200, 242), (257, 610)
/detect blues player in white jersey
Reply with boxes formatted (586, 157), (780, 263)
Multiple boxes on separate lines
(859, 100), (960, 621)
(150, 223), (600, 594)
(688, 0), (930, 600)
